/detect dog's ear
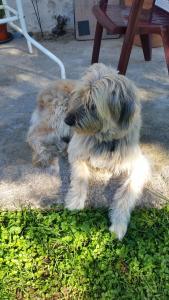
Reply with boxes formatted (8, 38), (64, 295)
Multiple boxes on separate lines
(109, 76), (138, 128)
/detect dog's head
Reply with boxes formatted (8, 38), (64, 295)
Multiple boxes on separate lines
(64, 63), (140, 139)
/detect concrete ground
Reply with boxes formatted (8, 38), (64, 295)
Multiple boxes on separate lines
(0, 33), (169, 210)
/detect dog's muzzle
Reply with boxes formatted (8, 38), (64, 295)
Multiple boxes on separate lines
(64, 113), (76, 126)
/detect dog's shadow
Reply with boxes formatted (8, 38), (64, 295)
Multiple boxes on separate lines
(38, 156), (70, 208)
(30, 148), (167, 210)
(55, 160), (162, 210)
(43, 156), (123, 209)
(87, 175), (121, 208)
(58, 156), (71, 202)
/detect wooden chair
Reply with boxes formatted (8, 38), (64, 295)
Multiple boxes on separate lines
(91, 0), (169, 75)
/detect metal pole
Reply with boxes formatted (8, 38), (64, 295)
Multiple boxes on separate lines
(1, 0), (66, 79)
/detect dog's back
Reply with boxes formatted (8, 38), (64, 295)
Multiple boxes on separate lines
(27, 79), (78, 166)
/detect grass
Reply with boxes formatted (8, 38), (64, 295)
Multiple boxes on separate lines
(0, 207), (169, 300)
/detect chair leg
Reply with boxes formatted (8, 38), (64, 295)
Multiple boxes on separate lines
(91, 22), (103, 64)
(117, 0), (144, 75)
(161, 26), (169, 74)
(140, 34), (152, 61)
(117, 35), (134, 75)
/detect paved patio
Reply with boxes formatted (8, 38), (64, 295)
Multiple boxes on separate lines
(0, 33), (169, 210)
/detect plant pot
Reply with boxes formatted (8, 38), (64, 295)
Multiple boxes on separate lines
(0, 23), (13, 44)
(124, 0), (163, 47)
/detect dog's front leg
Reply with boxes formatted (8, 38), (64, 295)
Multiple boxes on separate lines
(65, 160), (90, 210)
(109, 154), (150, 240)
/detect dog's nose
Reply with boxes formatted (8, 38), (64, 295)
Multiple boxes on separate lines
(64, 114), (76, 126)
(61, 136), (70, 143)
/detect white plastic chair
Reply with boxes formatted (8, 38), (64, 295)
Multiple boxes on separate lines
(0, 0), (66, 78)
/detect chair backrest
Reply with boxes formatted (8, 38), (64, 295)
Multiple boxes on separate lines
(99, 0), (155, 9)
(125, 0), (157, 25)
(99, 0), (156, 22)
(124, 0), (155, 8)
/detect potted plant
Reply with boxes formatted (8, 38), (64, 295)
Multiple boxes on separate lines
(124, 0), (162, 47)
(0, 0), (12, 43)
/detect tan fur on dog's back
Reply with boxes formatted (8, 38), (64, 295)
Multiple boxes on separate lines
(27, 79), (78, 167)
(37, 80), (76, 111)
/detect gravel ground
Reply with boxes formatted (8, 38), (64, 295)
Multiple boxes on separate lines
(0, 34), (169, 210)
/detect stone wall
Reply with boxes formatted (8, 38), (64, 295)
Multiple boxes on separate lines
(7, 0), (74, 33)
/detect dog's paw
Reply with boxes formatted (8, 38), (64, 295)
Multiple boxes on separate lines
(65, 194), (85, 210)
(109, 209), (130, 240)
(65, 201), (85, 211)
(109, 222), (128, 240)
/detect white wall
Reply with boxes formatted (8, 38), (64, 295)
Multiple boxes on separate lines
(7, 0), (74, 33)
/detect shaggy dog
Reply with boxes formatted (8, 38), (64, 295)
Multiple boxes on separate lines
(64, 63), (150, 240)
(27, 79), (77, 169)
(27, 63), (150, 240)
